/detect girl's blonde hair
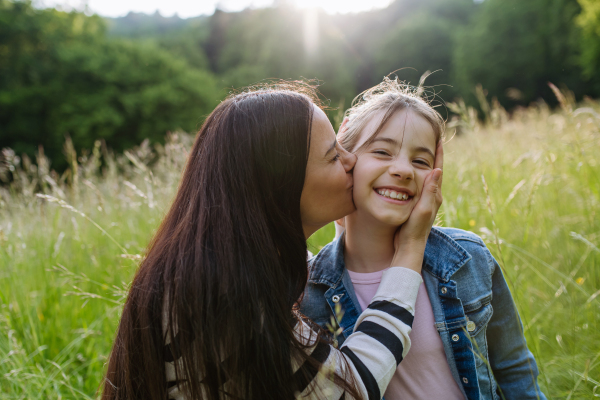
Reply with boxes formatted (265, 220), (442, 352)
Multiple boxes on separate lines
(339, 76), (445, 152)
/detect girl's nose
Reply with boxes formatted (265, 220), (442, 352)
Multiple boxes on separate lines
(341, 147), (357, 173)
(389, 157), (414, 180)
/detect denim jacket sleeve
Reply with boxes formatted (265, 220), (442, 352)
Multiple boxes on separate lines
(486, 252), (547, 400)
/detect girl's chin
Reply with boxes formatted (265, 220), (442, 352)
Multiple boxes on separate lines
(386, 219), (409, 227)
(371, 214), (409, 227)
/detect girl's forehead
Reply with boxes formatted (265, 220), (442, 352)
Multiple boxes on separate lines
(357, 109), (436, 149)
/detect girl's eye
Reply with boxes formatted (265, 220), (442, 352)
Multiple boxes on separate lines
(413, 159), (431, 167)
(332, 153), (341, 162)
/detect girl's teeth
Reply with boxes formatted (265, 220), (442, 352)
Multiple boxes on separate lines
(378, 189), (409, 200)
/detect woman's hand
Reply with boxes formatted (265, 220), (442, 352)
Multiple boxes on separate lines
(390, 141), (444, 272)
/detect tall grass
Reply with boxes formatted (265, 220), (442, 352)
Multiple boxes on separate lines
(1, 93), (599, 398)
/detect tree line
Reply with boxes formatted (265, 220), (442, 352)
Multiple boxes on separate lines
(1, 0), (598, 168)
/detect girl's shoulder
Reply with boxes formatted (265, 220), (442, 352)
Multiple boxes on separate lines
(431, 227), (498, 277)
(432, 226), (486, 248)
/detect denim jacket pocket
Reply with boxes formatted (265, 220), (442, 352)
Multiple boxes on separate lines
(463, 299), (493, 367)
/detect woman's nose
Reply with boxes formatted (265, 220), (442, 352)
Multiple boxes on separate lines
(341, 148), (357, 173)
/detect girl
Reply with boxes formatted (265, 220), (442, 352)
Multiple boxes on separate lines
(101, 84), (444, 400)
(301, 78), (546, 400)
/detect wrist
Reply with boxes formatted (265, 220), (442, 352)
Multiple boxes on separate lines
(391, 242), (427, 273)
(394, 237), (427, 255)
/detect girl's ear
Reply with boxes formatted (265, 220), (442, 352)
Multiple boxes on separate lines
(339, 117), (349, 135)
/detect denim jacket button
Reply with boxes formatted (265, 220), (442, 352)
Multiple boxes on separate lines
(462, 377), (468, 384)
(332, 295), (340, 303)
(452, 334), (460, 342)
(467, 320), (476, 332)
(441, 287), (447, 294)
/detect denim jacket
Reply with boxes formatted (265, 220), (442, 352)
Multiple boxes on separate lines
(300, 227), (546, 400)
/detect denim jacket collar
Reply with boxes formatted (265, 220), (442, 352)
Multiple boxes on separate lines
(307, 227), (472, 287)
(307, 230), (347, 288)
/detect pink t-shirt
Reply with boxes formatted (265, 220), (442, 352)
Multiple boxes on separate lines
(347, 269), (465, 400)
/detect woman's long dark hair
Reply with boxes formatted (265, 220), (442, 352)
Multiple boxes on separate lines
(102, 85), (357, 399)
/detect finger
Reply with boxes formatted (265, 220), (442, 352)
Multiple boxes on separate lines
(434, 167), (443, 203)
(430, 168), (442, 193)
(423, 168), (442, 194)
(433, 141), (444, 190)
(413, 168), (441, 213)
(433, 169), (443, 208)
(433, 140), (443, 170)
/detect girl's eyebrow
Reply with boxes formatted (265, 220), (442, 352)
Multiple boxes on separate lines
(371, 137), (398, 146)
(414, 146), (436, 159)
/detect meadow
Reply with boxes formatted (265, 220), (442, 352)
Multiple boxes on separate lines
(1, 91), (599, 398)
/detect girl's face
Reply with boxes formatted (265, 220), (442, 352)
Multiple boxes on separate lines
(300, 106), (357, 238)
(351, 109), (437, 227)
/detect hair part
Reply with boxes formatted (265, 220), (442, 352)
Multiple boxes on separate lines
(339, 76), (445, 153)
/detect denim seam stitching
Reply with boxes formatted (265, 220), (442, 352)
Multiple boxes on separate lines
(462, 295), (493, 313)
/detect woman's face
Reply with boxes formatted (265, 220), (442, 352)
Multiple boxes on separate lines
(300, 106), (357, 238)
(351, 109), (437, 227)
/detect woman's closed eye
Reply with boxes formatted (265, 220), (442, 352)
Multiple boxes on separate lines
(373, 149), (392, 156)
(332, 153), (341, 162)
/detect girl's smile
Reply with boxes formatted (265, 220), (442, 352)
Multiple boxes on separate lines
(374, 187), (414, 202)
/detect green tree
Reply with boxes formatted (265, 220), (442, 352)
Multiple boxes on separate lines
(0, 0), (219, 168)
(453, 0), (587, 107)
(47, 39), (219, 154)
(206, 6), (358, 112)
(374, 0), (475, 103)
(577, 0), (600, 79)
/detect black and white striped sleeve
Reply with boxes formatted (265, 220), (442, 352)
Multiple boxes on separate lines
(297, 266), (422, 399)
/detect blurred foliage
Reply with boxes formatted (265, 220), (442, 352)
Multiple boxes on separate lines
(0, 0), (219, 169)
(453, 0), (587, 108)
(1, 0), (600, 167)
(577, 0), (600, 79)
(374, 0), (475, 102)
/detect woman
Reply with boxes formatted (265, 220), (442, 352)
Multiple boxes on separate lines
(101, 83), (443, 400)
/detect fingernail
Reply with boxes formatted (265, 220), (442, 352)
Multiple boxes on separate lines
(433, 168), (442, 181)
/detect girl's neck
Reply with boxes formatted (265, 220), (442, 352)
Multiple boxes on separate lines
(344, 211), (397, 274)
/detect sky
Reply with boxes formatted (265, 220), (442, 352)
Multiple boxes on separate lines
(34, 0), (395, 18)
